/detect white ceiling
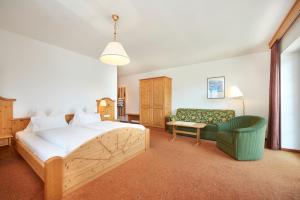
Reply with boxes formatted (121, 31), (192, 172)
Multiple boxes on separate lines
(0, 0), (295, 76)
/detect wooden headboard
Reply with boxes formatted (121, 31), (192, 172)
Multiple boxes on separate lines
(0, 97), (75, 136)
(1, 97), (112, 136)
(12, 114), (74, 136)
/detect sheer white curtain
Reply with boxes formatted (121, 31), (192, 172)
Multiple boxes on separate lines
(280, 16), (300, 150)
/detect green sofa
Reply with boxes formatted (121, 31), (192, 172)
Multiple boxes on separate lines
(168, 108), (235, 141)
(217, 115), (267, 160)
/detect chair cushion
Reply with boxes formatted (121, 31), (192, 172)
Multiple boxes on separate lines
(217, 131), (233, 145)
(175, 108), (235, 124)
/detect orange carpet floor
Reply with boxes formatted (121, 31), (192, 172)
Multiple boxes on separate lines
(1, 129), (300, 200)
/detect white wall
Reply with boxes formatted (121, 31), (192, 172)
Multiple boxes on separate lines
(281, 51), (300, 150)
(281, 16), (300, 52)
(0, 29), (117, 118)
(118, 52), (270, 118)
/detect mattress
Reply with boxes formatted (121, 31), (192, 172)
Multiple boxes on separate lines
(16, 121), (146, 162)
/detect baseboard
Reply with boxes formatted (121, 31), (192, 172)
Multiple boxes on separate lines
(147, 126), (165, 132)
(281, 148), (300, 153)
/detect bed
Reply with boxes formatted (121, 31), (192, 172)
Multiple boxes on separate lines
(7, 106), (150, 200)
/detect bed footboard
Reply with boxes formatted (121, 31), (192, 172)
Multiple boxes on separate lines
(17, 128), (150, 200)
(44, 157), (63, 200)
(61, 127), (149, 195)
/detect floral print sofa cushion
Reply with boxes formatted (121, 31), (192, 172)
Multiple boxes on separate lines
(172, 108), (235, 125)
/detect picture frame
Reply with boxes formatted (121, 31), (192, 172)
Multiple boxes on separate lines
(207, 76), (225, 99)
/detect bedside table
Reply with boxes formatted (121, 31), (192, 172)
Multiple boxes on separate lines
(0, 134), (13, 146)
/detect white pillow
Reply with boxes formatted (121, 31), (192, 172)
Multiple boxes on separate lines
(35, 111), (47, 117)
(73, 107), (84, 114)
(83, 107), (95, 113)
(84, 110), (101, 122)
(83, 113), (101, 124)
(31, 114), (68, 132)
(24, 111), (47, 132)
(70, 112), (100, 125)
(49, 110), (64, 116)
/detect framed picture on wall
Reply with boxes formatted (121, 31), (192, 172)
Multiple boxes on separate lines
(207, 76), (225, 99)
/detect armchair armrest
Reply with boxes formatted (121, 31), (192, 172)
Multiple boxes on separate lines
(169, 114), (177, 121)
(167, 115), (177, 133)
(232, 125), (266, 160)
(234, 127), (256, 133)
(217, 121), (232, 131)
(234, 121), (267, 134)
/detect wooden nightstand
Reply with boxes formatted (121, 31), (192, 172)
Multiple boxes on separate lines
(0, 135), (13, 146)
(0, 97), (15, 147)
(97, 98), (115, 121)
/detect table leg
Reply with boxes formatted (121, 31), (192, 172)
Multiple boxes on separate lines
(8, 138), (11, 146)
(195, 128), (200, 145)
(172, 125), (176, 141)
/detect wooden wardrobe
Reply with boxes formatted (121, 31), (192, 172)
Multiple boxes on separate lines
(0, 97), (15, 146)
(139, 76), (172, 129)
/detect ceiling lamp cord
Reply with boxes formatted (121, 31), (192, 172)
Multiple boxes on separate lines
(113, 15), (118, 41)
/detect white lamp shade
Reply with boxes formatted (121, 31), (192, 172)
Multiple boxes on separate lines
(99, 99), (107, 107)
(228, 86), (243, 98)
(100, 42), (130, 66)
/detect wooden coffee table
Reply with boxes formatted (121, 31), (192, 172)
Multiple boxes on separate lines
(167, 121), (206, 145)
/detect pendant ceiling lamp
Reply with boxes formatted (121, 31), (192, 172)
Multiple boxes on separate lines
(100, 14), (130, 66)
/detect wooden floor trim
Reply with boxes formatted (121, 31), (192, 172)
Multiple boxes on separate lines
(281, 148), (300, 153)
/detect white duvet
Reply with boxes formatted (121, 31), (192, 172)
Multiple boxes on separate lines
(35, 121), (145, 153)
(81, 121), (146, 131)
(16, 131), (66, 161)
(35, 126), (101, 153)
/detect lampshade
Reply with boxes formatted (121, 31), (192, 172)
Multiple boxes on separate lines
(228, 86), (243, 98)
(99, 99), (107, 107)
(100, 42), (130, 66)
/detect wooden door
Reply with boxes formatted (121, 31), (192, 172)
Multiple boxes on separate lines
(152, 78), (165, 127)
(153, 78), (164, 109)
(152, 108), (164, 127)
(140, 79), (153, 125)
(164, 78), (172, 117)
(117, 87), (126, 116)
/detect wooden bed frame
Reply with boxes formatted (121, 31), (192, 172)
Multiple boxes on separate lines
(3, 99), (150, 200)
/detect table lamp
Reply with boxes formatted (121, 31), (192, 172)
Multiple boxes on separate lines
(228, 86), (245, 115)
(99, 99), (107, 107)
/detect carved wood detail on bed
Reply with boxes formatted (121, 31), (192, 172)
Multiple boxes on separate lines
(62, 127), (149, 194)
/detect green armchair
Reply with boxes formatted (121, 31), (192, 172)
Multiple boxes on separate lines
(217, 115), (267, 160)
